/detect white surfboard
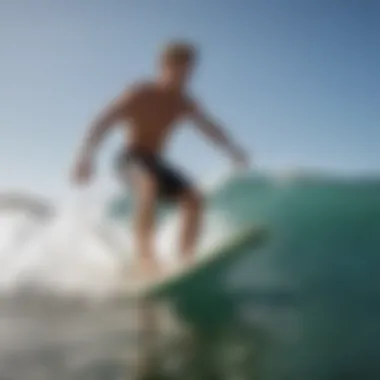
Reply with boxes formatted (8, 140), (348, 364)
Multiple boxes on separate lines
(122, 224), (268, 300)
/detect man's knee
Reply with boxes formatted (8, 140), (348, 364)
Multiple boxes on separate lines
(135, 192), (157, 232)
(182, 188), (204, 212)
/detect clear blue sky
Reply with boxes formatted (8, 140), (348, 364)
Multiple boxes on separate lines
(1, 0), (379, 199)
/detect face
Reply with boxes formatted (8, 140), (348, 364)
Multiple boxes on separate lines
(161, 59), (194, 87)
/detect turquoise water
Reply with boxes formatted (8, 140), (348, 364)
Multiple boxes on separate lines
(0, 172), (379, 379)
(108, 172), (380, 379)
(219, 174), (380, 379)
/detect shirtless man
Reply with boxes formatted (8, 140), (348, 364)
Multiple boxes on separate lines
(71, 41), (249, 276)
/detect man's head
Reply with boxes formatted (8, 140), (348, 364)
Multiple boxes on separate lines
(159, 41), (197, 87)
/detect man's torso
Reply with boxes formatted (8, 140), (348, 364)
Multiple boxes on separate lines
(123, 82), (191, 155)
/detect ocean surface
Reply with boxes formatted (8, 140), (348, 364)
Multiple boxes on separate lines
(0, 171), (379, 380)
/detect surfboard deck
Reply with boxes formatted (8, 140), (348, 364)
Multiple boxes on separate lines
(122, 224), (268, 300)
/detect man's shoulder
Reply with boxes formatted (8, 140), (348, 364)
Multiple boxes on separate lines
(127, 80), (156, 96)
(116, 80), (155, 109)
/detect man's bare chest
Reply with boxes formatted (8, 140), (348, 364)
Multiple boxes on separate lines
(132, 95), (186, 126)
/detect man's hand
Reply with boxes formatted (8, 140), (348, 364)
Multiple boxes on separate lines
(231, 146), (250, 169)
(71, 154), (93, 185)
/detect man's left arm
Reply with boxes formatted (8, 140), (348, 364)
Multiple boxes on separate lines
(187, 100), (250, 167)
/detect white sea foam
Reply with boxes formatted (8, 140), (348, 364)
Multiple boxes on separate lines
(0, 185), (233, 298)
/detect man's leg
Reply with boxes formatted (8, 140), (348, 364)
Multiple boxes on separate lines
(132, 172), (161, 379)
(178, 189), (204, 264)
(133, 171), (161, 278)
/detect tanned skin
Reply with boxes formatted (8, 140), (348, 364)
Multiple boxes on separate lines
(71, 43), (249, 278)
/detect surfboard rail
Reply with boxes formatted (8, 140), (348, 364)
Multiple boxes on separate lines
(123, 225), (268, 299)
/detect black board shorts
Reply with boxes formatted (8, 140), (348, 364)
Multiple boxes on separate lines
(115, 148), (192, 200)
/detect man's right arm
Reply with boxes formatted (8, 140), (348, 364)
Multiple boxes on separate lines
(77, 87), (138, 160)
(71, 85), (143, 184)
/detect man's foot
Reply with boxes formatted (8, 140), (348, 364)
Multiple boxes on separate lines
(183, 252), (195, 266)
(135, 256), (166, 285)
(166, 253), (195, 276)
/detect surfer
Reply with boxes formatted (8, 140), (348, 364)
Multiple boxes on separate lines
(71, 41), (249, 276)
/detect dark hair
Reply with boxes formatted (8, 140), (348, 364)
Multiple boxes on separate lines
(161, 41), (197, 65)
